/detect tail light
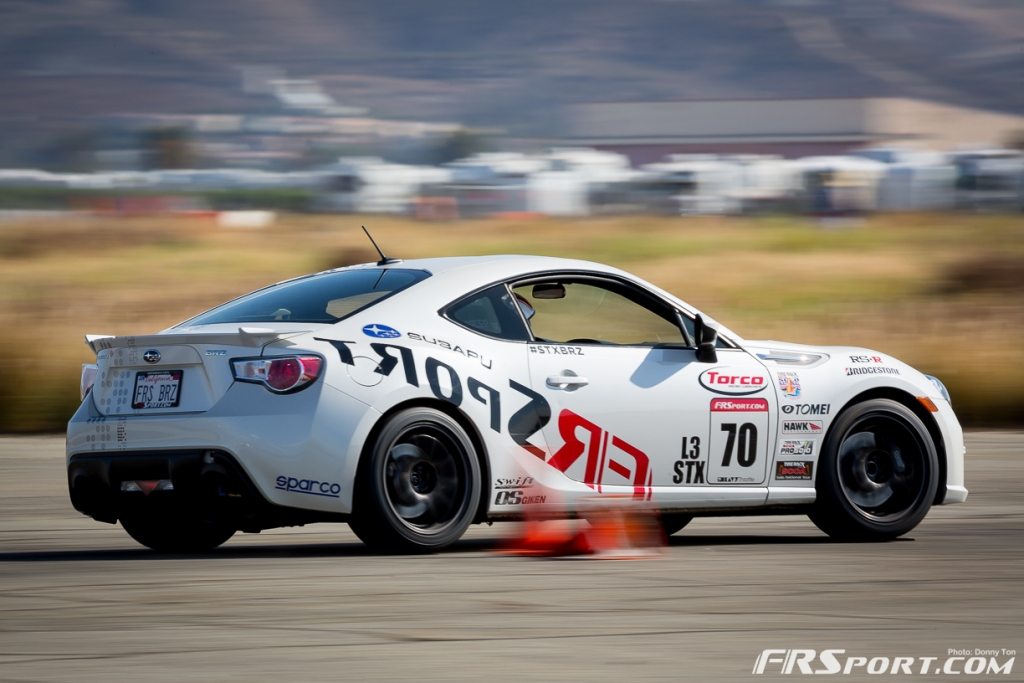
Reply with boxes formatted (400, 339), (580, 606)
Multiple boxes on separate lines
(232, 355), (323, 393)
(81, 363), (98, 400)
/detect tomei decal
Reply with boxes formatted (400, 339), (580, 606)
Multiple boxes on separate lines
(407, 332), (493, 369)
(546, 410), (652, 500)
(699, 368), (768, 396)
(775, 461), (813, 480)
(707, 398), (769, 485)
(780, 439), (815, 456)
(782, 403), (831, 416)
(275, 475), (342, 498)
(776, 371), (801, 399)
(529, 344), (584, 356)
(362, 323), (401, 339)
(845, 366), (900, 376)
(782, 420), (823, 435)
(673, 435), (705, 484)
(849, 355), (884, 364)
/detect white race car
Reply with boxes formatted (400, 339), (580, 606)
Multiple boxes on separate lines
(67, 252), (967, 552)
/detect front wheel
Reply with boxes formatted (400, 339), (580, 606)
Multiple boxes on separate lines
(810, 399), (938, 541)
(349, 407), (481, 552)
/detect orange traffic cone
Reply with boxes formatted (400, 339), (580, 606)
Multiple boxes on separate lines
(500, 497), (664, 559)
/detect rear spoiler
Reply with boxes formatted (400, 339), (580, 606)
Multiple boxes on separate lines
(85, 327), (311, 355)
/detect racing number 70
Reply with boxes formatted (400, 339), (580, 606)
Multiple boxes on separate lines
(721, 423), (757, 466)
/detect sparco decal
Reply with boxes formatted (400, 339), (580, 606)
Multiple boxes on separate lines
(407, 332), (493, 369)
(775, 461), (813, 480)
(845, 366), (900, 376)
(781, 403), (830, 415)
(776, 371), (801, 399)
(699, 368), (768, 395)
(275, 475), (342, 498)
(782, 420), (823, 435)
(780, 439), (814, 456)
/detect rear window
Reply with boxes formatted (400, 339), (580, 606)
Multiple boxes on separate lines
(181, 268), (430, 325)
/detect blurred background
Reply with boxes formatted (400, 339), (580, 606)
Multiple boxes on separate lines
(0, 0), (1021, 432)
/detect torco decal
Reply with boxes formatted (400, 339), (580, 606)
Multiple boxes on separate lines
(699, 368), (768, 396)
(782, 403), (830, 416)
(845, 366), (900, 376)
(782, 420), (823, 435)
(275, 475), (342, 498)
(775, 461), (814, 480)
(776, 371), (801, 399)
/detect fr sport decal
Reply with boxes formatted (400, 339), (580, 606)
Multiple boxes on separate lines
(316, 338), (651, 499)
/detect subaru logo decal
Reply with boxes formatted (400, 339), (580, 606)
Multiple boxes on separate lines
(143, 349), (161, 364)
(362, 324), (401, 339)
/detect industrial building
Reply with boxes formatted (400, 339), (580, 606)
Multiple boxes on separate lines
(564, 98), (1024, 164)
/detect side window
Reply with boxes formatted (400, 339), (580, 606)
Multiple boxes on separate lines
(445, 284), (532, 342)
(511, 279), (686, 346)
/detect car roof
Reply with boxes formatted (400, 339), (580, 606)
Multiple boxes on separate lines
(349, 254), (629, 288)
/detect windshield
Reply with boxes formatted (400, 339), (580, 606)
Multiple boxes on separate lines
(180, 268), (430, 325)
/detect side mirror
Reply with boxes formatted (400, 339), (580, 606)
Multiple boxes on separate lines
(694, 314), (718, 364)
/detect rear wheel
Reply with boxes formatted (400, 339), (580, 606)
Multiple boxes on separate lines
(349, 407), (481, 552)
(810, 399), (938, 541)
(120, 511), (235, 552)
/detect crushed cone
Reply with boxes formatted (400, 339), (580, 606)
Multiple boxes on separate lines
(500, 497), (665, 559)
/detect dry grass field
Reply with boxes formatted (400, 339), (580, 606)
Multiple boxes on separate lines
(1, 212), (1021, 432)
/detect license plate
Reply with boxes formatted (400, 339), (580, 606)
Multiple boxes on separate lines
(132, 370), (183, 409)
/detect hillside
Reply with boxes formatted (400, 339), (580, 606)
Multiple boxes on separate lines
(1, 0), (1021, 163)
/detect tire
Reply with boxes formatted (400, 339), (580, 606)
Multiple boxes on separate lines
(120, 510), (235, 552)
(659, 513), (693, 536)
(349, 407), (481, 552)
(810, 399), (938, 541)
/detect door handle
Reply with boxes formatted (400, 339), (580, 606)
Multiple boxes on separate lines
(546, 372), (589, 389)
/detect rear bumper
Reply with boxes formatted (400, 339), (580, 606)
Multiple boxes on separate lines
(66, 380), (380, 516)
(68, 449), (346, 530)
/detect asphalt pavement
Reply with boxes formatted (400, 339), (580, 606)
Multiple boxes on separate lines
(0, 433), (1021, 682)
